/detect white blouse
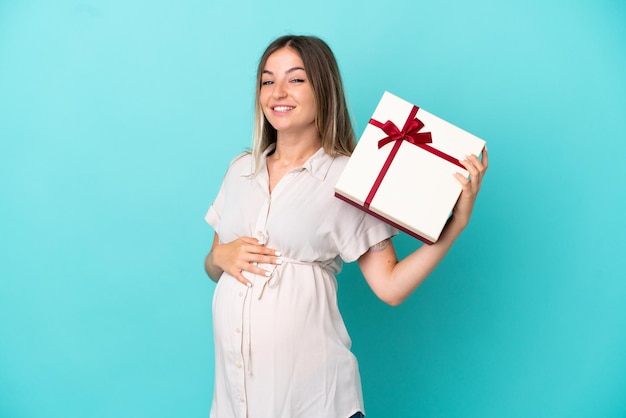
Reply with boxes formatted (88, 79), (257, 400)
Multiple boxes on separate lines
(205, 145), (396, 418)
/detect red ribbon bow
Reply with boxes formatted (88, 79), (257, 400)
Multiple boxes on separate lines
(370, 106), (433, 149)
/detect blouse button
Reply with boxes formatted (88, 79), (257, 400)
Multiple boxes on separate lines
(236, 362), (243, 369)
(239, 396), (246, 403)
(235, 328), (241, 334)
(255, 230), (267, 245)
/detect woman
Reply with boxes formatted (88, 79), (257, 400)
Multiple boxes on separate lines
(204, 35), (488, 418)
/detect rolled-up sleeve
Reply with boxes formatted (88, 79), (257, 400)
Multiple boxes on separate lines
(335, 205), (398, 263)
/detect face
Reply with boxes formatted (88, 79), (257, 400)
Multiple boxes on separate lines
(259, 47), (317, 138)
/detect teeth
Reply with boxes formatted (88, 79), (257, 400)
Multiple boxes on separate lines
(273, 106), (294, 112)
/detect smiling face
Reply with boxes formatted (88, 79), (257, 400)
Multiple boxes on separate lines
(259, 47), (318, 139)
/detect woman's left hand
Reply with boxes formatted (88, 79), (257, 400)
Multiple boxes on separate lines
(451, 147), (489, 229)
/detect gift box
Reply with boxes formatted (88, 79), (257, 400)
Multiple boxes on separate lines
(334, 91), (486, 244)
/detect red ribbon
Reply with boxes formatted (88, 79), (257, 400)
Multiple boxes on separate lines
(370, 106), (432, 149)
(364, 105), (465, 208)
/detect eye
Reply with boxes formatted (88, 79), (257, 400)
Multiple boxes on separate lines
(290, 78), (305, 83)
(261, 80), (274, 86)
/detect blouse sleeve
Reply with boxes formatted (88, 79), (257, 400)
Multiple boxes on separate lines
(204, 186), (224, 232)
(204, 153), (248, 232)
(335, 204), (398, 263)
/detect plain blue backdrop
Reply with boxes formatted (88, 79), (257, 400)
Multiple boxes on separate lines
(1, 0), (625, 417)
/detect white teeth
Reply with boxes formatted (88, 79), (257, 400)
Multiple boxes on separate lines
(273, 106), (294, 112)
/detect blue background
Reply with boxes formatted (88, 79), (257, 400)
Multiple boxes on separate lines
(1, 0), (625, 417)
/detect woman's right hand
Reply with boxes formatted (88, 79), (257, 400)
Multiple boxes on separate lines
(208, 235), (282, 287)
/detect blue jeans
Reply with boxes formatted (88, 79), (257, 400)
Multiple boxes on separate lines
(350, 413), (364, 418)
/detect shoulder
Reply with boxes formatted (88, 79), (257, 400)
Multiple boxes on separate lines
(327, 153), (351, 178)
(332, 153), (351, 166)
(225, 151), (254, 176)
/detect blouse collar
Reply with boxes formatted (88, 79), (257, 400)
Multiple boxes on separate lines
(250, 143), (335, 182)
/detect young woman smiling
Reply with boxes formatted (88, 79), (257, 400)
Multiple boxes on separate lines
(204, 35), (488, 418)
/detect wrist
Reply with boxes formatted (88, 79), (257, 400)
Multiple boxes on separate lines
(440, 215), (466, 242)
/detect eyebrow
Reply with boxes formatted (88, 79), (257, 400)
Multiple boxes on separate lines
(262, 67), (306, 76)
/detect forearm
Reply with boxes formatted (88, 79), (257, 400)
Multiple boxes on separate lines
(391, 219), (464, 301)
(204, 250), (223, 283)
(204, 232), (223, 283)
(360, 217), (466, 306)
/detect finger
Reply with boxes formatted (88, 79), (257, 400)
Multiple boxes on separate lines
(470, 152), (487, 180)
(463, 154), (486, 190)
(239, 248), (282, 267)
(234, 255), (277, 277)
(240, 236), (262, 245)
(233, 271), (252, 288)
(246, 264), (275, 277)
(241, 244), (283, 261)
(249, 245), (281, 257)
(232, 264), (273, 287)
(453, 172), (470, 189)
(463, 154), (484, 174)
(264, 247), (282, 257)
(245, 254), (284, 267)
(237, 244), (283, 266)
(460, 157), (480, 189)
(481, 147), (489, 169)
(263, 246), (283, 262)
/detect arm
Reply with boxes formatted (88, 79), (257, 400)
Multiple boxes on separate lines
(204, 233), (224, 282)
(204, 232), (282, 286)
(358, 149), (488, 306)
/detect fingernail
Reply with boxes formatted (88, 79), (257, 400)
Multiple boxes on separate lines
(246, 282), (252, 287)
(265, 271), (271, 277)
(276, 258), (283, 265)
(275, 251), (282, 256)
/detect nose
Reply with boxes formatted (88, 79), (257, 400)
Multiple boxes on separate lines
(272, 81), (287, 99)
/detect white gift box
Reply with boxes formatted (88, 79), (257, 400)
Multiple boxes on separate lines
(334, 91), (486, 244)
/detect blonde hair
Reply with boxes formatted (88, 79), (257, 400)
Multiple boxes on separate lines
(251, 35), (355, 172)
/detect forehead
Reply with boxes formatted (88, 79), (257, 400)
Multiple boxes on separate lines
(263, 47), (305, 71)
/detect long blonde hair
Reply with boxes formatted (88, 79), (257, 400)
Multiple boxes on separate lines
(251, 35), (355, 172)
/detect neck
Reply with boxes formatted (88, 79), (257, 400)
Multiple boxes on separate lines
(272, 130), (322, 165)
